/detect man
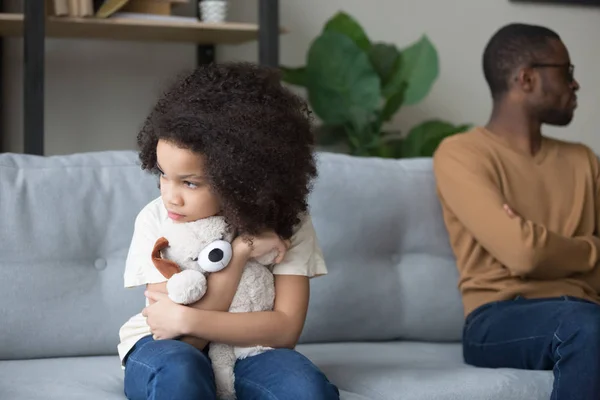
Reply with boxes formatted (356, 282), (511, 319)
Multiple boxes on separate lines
(433, 23), (600, 399)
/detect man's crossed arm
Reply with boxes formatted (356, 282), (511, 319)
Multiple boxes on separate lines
(433, 143), (600, 280)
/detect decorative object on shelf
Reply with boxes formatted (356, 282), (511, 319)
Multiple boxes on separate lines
(281, 11), (471, 159)
(199, 0), (227, 23)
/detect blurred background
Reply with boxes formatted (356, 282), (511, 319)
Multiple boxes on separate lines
(1, 0), (599, 157)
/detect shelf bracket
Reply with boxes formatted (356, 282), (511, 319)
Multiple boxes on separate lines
(195, 4), (215, 67)
(196, 45), (215, 66)
(23, 0), (45, 155)
(258, 0), (279, 67)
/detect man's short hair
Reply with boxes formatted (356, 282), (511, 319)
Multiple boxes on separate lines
(483, 23), (561, 99)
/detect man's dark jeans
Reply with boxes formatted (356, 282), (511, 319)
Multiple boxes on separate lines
(463, 296), (600, 400)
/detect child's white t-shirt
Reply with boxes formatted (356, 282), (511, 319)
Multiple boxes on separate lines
(117, 196), (328, 364)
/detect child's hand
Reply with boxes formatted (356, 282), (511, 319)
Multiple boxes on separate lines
(142, 291), (188, 340)
(234, 231), (291, 264)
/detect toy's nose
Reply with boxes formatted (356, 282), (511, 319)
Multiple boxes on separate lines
(208, 248), (224, 262)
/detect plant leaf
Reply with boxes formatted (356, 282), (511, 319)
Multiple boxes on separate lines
(384, 35), (439, 105)
(323, 11), (371, 51)
(305, 31), (381, 126)
(368, 43), (400, 87)
(402, 120), (470, 158)
(280, 66), (307, 87)
(370, 137), (404, 158)
(380, 82), (406, 122)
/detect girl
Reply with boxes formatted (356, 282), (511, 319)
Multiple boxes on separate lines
(118, 62), (340, 400)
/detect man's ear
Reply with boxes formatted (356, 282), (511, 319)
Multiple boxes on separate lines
(516, 67), (536, 94)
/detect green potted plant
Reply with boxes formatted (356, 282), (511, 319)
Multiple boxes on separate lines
(281, 12), (471, 158)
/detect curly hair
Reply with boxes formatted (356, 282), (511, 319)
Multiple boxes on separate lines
(137, 62), (317, 239)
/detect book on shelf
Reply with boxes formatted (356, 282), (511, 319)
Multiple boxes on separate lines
(52, 0), (100, 17)
(52, 1), (195, 19)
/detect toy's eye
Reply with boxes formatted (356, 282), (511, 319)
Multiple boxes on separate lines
(197, 240), (232, 272)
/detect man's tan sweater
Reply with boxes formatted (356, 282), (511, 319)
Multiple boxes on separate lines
(433, 127), (600, 317)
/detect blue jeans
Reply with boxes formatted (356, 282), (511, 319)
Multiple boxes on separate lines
(123, 336), (340, 400)
(463, 296), (600, 400)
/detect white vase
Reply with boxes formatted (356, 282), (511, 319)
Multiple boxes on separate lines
(199, 0), (227, 23)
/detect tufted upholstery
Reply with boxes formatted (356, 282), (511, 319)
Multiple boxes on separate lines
(0, 151), (158, 359)
(301, 153), (464, 344)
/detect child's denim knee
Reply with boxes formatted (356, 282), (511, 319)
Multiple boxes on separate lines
(124, 336), (216, 400)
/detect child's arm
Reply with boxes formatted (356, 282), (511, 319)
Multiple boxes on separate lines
(142, 215), (326, 349)
(145, 274), (309, 349)
(146, 236), (251, 310)
(146, 241), (251, 350)
(146, 233), (290, 349)
(190, 233), (288, 311)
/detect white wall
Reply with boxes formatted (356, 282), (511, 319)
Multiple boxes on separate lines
(3, 0), (600, 155)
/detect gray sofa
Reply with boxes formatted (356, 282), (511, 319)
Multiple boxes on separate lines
(0, 150), (553, 400)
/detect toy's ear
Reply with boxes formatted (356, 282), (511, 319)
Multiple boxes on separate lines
(152, 237), (181, 279)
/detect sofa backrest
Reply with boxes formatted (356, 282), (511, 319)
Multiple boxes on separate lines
(299, 153), (464, 345)
(0, 151), (157, 360)
(0, 151), (464, 360)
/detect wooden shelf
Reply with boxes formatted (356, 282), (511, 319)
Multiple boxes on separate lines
(0, 13), (282, 44)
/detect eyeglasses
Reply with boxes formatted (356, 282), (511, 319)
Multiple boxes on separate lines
(530, 63), (575, 82)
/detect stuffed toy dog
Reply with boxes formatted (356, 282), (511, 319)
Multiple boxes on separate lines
(151, 216), (276, 399)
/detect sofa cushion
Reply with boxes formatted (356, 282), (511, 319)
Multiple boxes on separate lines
(299, 153), (464, 344)
(0, 343), (553, 400)
(299, 342), (553, 400)
(0, 355), (365, 400)
(0, 151), (157, 359)
(0, 356), (125, 400)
